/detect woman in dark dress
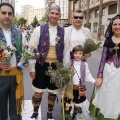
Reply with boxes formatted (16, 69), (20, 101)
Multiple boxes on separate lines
(89, 14), (120, 120)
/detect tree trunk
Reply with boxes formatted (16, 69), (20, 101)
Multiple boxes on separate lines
(68, 1), (71, 23)
(79, 0), (81, 10)
(118, 0), (120, 14)
(97, 0), (103, 41)
(73, 2), (75, 11)
(86, 0), (90, 28)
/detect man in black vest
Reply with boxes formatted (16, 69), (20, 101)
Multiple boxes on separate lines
(28, 3), (70, 120)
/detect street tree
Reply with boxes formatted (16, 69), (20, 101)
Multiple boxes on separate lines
(78, 0), (81, 9)
(86, 0), (90, 28)
(31, 15), (39, 28)
(118, 0), (120, 14)
(40, 14), (48, 24)
(68, 0), (78, 10)
(13, 17), (19, 27)
(17, 17), (27, 26)
(97, 0), (103, 41)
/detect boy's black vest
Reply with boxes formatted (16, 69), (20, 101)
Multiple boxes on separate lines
(37, 24), (64, 66)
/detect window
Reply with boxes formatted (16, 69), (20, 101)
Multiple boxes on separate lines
(102, 8), (106, 16)
(93, 23), (98, 33)
(95, 10), (99, 17)
(89, 12), (92, 19)
(108, 3), (117, 15)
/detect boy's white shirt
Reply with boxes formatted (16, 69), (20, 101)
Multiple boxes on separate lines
(73, 60), (95, 85)
(28, 26), (70, 72)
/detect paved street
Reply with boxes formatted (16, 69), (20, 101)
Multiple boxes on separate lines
(22, 48), (102, 120)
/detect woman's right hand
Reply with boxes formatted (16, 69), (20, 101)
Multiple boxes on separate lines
(94, 78), (103, 87)
(30, 72), (36, 79)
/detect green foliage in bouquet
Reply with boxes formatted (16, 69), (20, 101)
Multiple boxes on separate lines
(46, 61), (74, 90)
(84, 38), (102, 54)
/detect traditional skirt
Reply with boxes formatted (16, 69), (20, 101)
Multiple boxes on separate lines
(89, 63), (120, 120)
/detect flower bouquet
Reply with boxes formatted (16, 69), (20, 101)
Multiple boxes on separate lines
(46, 61), (74, 120)
(0, 43), (16, 73)
(84, 38), (102, 54)
(17, 44), (40, 70)
(46, 61), (74, 90)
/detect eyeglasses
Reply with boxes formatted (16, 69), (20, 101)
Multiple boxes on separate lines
(73, 16), (84, 19)
(1, 11), (13, 16)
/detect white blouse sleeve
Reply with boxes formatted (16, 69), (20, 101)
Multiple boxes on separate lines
(85, 62), (95, 83)
(28, 26), (40, 72)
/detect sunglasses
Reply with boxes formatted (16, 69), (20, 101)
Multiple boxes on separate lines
(1, 11), (13, 16)
(74, 16), (84, 19)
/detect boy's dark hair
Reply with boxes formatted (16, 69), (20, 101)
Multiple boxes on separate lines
(72, 45), (84, 54)
(0, 2), (14, 16)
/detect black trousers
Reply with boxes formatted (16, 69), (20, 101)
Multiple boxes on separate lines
(33, 62), (58, 90)
(0, 76), (21, 120)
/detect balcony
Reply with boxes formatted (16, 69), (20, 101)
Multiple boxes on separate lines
(83, 0), (117, 11)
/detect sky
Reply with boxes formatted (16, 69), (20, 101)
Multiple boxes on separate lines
(15, 0), (45, 14)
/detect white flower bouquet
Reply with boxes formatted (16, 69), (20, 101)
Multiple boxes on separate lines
(17, 44), (40, 70)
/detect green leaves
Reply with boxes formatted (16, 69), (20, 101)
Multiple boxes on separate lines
(46, 61), (74, 90)
(84, 38), (102, 54)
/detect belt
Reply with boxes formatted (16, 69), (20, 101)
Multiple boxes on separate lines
(73, 85), (79, 90)
(44, 62), (56, 66)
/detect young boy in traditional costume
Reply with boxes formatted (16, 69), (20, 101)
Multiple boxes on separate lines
(64, 45), (95, 120)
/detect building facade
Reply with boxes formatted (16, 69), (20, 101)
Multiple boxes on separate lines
(56, 0), (69, 24)
(27, 8), (45, 25)
(45, 0), (55, 11)
(45, 0), (69, 25)
(75, 0), (118, 39)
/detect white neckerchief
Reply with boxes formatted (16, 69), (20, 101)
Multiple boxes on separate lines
(49, 25), (57, 46)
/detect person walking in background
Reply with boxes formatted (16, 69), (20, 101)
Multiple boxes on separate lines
(89, 14), (120, 120)
(28, 3), (70, 120)
(0, 2), (24, 120)
(65, 10), (92, 60)
(64, 45), (95, 120)
(20, 26), (28, 46)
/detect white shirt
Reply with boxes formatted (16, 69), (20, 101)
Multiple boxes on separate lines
(73, 60), (95, 85)
(22, 32), (28, 46)
(70, 27), (86, 51)
(2, 29), (16, 67)
(28, 25), (70, 72)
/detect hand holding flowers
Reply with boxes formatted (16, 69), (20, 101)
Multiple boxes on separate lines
(17, 44), (40, 70)
(0, 44), (16, 73)
(46, 61), (74, 91)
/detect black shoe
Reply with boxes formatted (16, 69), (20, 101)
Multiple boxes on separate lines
(72, 114), (76, 120)
(47, 113), (54, 120)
